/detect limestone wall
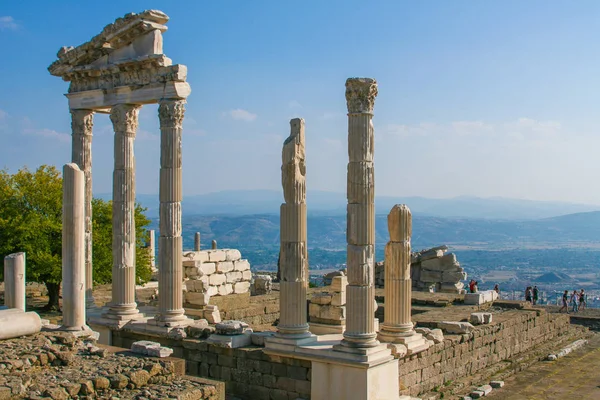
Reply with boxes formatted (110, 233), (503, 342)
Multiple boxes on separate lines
(111, 331), (311, 400)
(183, 249), (252, 308)
(398, 309), (573, 397)
(375, 245), (467, 293)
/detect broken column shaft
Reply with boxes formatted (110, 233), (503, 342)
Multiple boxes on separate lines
(3, 252), (25, 311)
(62, 163), (87, 329)
(277, 118), (310, 338)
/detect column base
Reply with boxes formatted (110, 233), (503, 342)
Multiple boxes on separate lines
(378, 330), (431, 355)
(309, 322), (346, 335)
(265, 332), (318, 352)
(339, 331), (380, 349)
(310, 345), (400, 400)
(148, 314), (193, 328)
(102, 303), (142, 322)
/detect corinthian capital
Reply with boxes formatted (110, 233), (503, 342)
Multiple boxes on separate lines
(70, 109), (94, 135)
(110, 104), (141, 133)
(159, 100), (186, 129)
(345, 78), (378, 114)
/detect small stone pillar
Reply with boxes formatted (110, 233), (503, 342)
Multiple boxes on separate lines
(71, 109), (96, 309)
(276, 118), (311, 339)
(105, 104), (141, 321)
(378, 205), (429, 354)
(148, 230), (156, 269)
(194, 232), (201, 251)
(62, 163), (87, 330)
(3, 252), (25, 311)
(154, 100), (189, 326)
(211, 240), (217, 250)
(341, 78), (379, 349)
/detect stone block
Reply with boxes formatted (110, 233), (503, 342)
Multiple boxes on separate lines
(470, 391), (485, 399)
(207, 285), (218, 297)
(331, 290), (346, 306)
(226, 249), (242, 261)
(185, 279), (206, 292)
(226, 271), (243, 283)
(490, 381), (504, 388)
(217, 261), (234, 273)
(216, 320), (250, 335)
(251, 331), (275, 346)
(330, 276), (348, 292)
(130, 341), (173, 358)
(185, 292), (210, 306)
(208, 250), (227, 262)
(438, 321), (474, 334)
(477, 385), (492, 395)
(319, 305), (345, 321)
(442, 270), (467, 282)
(185, 266), (202, 278)
(235, 259), (251, 271)
(470, 312), (493, 325)
(242, 270), (252, 280)
(201, 262), (217, 275)
(218, 283), (233, 296)
(234, 281), (251, 294)
(209, 274), (226, 286)
(440, 282), (465, 292)
(420, 269), (442, 282)
(204, 305), (221, 324)
(311, 293), (332, 305)
(183, 251), (209, 263)
(309, 303), (322, 318)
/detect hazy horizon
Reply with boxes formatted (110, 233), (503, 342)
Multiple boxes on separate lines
(2, 1), (600, 204)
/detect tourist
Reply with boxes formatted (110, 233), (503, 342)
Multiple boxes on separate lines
(579, 289), (586, 311)
(559, 290), (569, 314)
(473, 281), (479, 293)
(525, 286), (532, 303)
(469, 279), (476, 293)
(494, 284), (500, 294)
(571, 290), (579, 313)
(532, 286), (539, 305)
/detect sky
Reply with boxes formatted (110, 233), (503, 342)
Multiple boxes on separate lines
(1, 1), (599, 204)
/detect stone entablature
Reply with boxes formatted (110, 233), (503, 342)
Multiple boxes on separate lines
(48, 10), (190, 110)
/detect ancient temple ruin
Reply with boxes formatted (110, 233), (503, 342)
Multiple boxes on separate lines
(48, 10), (191, 330)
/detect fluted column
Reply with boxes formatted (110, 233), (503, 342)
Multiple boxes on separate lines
(342, 78), (379, 348)
(154, 100), (188, 326)
(277, 118), (310, 338)
(71, 109), (95, 309)
(62, 163), (87, 330)
(378, 205), (415, 341)
(3, 252), (25, 311)
(105, 104), (141, 320)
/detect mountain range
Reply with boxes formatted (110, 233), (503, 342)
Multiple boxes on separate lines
(96, 190), (600, 220)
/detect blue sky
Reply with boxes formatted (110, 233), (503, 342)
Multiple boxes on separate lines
(1, 1), (599, 204)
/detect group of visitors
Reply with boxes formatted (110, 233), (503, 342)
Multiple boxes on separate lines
(559, 289), (587, 314)
(525, 285), (539, 305)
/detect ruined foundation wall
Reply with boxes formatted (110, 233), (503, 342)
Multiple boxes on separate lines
(398, 309), (573, 397)
(111, 331), (311, 400)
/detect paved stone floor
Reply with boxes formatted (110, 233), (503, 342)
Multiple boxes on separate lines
(486, 332), (600, 399)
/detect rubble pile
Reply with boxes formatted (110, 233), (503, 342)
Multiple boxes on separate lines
(375, 245), (467, 293)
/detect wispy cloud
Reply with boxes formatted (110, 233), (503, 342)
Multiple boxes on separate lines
(222, 109), (257, 122)
(0, 16), (19, 31)
(21, 117), (70, 143)
(288, 100), (302, 109)
(0, 109), (7, 120)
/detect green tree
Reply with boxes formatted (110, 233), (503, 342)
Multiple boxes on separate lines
(0, 165), (153, 310)
(91, 198), (153, 285)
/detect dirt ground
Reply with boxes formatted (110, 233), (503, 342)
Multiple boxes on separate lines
(485, 332), (600, 400)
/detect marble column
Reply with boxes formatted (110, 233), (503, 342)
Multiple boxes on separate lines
(378, 205), (414, 340)
(154, 99), (188, 326)
(3, 252), (25, 311)
(70, 109), (95, 308)
(277, 118), (310, 339)
(378, 205), (429, 354)
(342, 78), (379, 348)
(62, 163), (87, 330)
(194, 232), (201, 251)
(105, 104), (141, 320)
